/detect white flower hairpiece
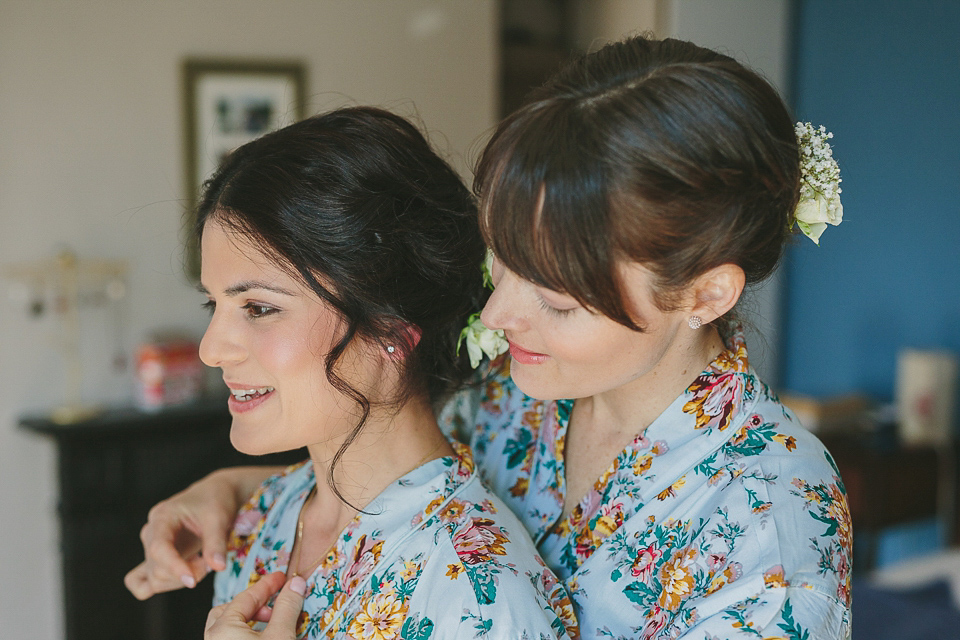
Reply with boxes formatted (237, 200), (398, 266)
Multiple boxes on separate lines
(457, 250), (508, 368)
(793, 122), (843, 244)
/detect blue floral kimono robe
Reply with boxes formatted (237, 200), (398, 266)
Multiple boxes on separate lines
(445, 328), (853, 639)
(214, 442), (578, 639)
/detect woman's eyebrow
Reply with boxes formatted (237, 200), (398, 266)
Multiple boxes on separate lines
(195, 281), (297, 297)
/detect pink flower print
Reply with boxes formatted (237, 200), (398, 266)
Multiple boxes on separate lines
(683, 371), (744, 432)
(342, 534), (384, 593)
(630, 542), (665, 583)
(233, 507), (263, 536)
(640, 605), (669, 640)
(452, 517), (509, 565)
(651, 440), (669, 456)
(707, 552), (727, 571)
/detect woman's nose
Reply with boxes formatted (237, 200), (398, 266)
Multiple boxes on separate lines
(480, 270), (526, 333)
(198, 311), (246, 368)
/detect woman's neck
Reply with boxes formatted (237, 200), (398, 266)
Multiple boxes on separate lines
(303, 396), (453, 531)
(577, 324), (726, 438)
(560, 325), (726, 520)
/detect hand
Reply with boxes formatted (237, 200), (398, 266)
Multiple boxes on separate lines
(124, 466), (277, 599)
(205, 572), (306, 640)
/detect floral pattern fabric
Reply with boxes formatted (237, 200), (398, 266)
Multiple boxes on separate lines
(214, 442), (578, 639)
(451, 328), (852, 639)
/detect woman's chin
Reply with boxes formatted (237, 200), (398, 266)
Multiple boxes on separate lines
(229, 425), (275, 457)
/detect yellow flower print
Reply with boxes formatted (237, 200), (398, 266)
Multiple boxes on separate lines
(399, 561), (418, 581)
(683, 369), (746, 432)
(594, 457), (622, 495)
(451, 440), (475, 474)
(295, 610), (310, 637)
(347, 592), (407, 640)
(633, 454), (653, 476)
(320, 549), (341, 572)
(774, 434), (798, 451)
(322, 592), (347, 635)
(658, 549), (698, 611)
(657, 476), (687, 501)
(437, 500), (466, 524)
(508, 476), (529, 497)
(827, 484), (853, 550)
(714, 341), (749, 373)
(708, 469), (726, 486)
(484, 378), (504, 404)
(763, 565), (789, 589)
(445, 563), (464, 579)
(424, 496), (445, 515)
(706, 572), (726, 595)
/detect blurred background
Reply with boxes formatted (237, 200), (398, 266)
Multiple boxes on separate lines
(1, 1), (957, 638)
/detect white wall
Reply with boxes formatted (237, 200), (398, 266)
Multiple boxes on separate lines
(569, 0), (792, 386)
(664, 0), (793, 388)
(0, 1), (497, 638)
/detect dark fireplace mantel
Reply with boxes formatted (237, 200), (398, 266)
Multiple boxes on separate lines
(21, 402), (305, 640)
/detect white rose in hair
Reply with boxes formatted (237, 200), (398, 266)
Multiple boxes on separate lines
(793, 122), (843, 245)
(458, 313), (508, 369)
(794, 193), (843, 244)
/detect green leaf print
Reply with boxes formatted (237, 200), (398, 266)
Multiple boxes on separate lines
(503, 429), (532, 470)
(400, 615), (435, 640)
(777, 599), (811, 640)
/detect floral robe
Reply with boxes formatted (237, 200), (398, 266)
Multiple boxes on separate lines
(214, 442), (578, 639)
(447, 329), (852, 639)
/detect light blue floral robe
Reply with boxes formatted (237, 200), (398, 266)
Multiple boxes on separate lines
(444, 328), (853, 639)
(213, 442), (578, 639)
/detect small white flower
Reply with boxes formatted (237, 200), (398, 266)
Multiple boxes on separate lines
(794, 122), (843, 244)
(457, 312), (508, 369)
(481, 249), (495, 290)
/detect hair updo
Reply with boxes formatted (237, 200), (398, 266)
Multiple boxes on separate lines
(475, 35), (800, 328)
(195, 107), (485, 476)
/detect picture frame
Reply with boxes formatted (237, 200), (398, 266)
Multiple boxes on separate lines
(181, 59), (306, 277)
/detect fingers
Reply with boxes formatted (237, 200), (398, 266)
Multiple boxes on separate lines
(220, 572), (288, 623)
(204, 573), (305, 640)
(205, 603), (229, 633)
(263, 576), (307, 635)
(198, 509), (233, 572)
(124, 562), (153, 600)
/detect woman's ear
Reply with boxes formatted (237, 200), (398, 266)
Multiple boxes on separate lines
(689, 264), (745, 324)
(384, 323), (422, 360)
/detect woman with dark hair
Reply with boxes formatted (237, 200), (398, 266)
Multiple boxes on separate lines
(181, 106), (576, 639)
(130, 36), (850, 639)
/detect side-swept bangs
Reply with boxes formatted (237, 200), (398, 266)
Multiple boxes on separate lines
(476, 101), (640, 330)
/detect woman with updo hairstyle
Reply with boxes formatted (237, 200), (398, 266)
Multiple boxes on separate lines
(186, 106), (577, 639)
(130, 36), (851, 639)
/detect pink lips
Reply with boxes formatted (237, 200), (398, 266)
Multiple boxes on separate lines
(225, 386), (275, 414)
(508, 341), (549, 365)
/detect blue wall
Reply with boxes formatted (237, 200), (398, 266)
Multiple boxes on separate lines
(785, 0), (960, 400)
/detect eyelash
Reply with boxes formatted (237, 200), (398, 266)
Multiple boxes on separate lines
(201, 300), (279, 319)
(537, 295), (575, 317)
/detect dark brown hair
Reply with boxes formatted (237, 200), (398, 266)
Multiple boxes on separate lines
(476, 35), (800, 329)
(196, 107), (485, 499)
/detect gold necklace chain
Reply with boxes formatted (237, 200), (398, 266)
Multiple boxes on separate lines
(289, 439), (448, 578)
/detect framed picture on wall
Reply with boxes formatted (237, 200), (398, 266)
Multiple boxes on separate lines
(181, 59), (306, 277)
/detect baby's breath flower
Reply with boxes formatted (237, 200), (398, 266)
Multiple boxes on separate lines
(794, 122), (843, 244)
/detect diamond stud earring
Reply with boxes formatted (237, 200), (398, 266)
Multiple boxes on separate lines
(688, 316), (703, 330)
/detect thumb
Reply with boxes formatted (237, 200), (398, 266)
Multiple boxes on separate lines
(262, 576), (306, 639)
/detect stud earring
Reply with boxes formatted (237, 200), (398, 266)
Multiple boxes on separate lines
(688, 316), (702, 330)
(386, 345), (396, 354)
